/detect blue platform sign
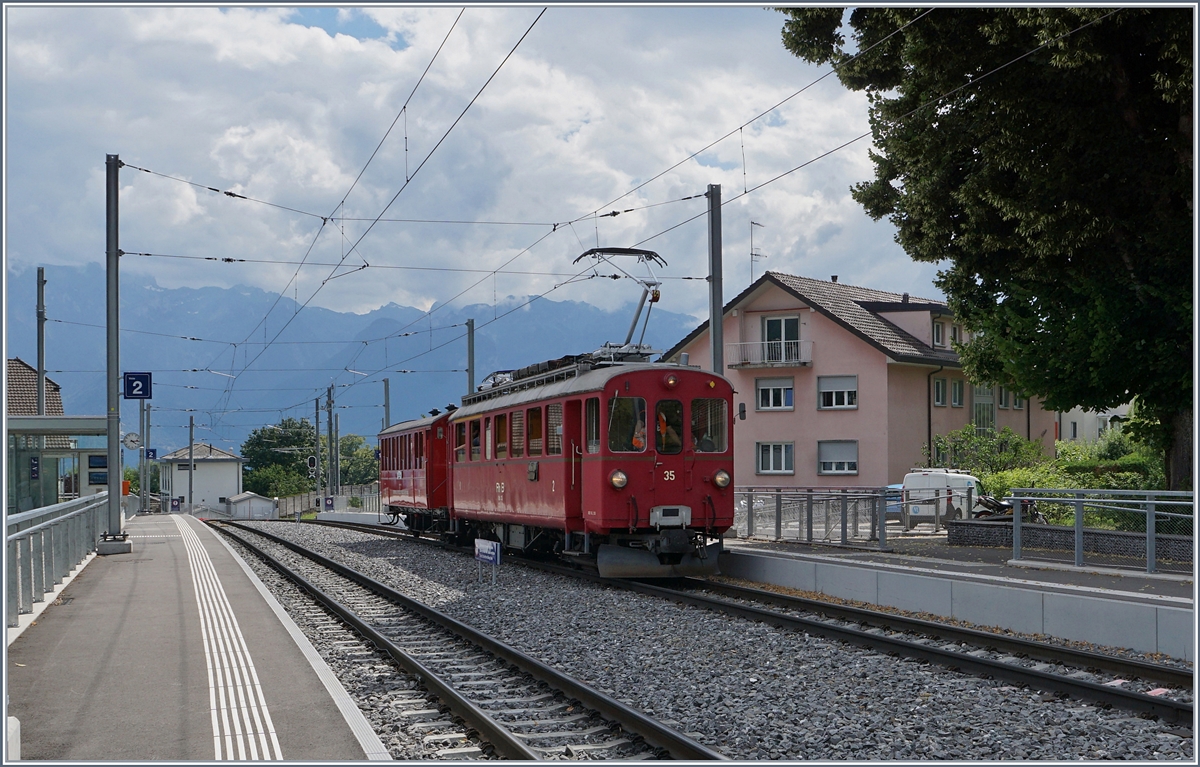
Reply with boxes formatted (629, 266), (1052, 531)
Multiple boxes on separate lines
(145, 448), (157, 460)
(123, 372), (152, 399)
(170, 498), (181, 511)
(324, 496), (334, 510)
(474, 539), (501, 565)
(29, 456), (39, 480)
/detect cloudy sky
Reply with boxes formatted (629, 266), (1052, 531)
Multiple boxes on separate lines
(5, 5), (944, 334)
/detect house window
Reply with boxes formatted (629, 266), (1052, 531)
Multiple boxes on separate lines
(546, 403), (563, 455)
(997, 387), (1010, 409)
(933, 378), (947, 407)
(950, 324), (960, 343)
(973, 385), (995, 434)
(951, 380), (964, 408)
(585, 398), (601, 454)
(1070, 421), (1078, 440)
(818, 440), (859, 474)
(1013, 395), (1024, 410)
(757, 442), (794, 474)
(933, 320), (945, 347)
(818, 376), (857, 409)
(756, 377), (794, 410)
(763, 316), (801, 362)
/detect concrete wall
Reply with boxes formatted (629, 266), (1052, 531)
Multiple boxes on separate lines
(719, 550), (1193, 660)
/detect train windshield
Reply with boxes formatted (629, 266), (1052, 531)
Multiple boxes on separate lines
(655, 400), (684, 455)
(691, 398), (727, 452)
(607, 397), (647, 452)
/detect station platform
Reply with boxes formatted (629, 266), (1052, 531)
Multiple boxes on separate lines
(720, 534), (1195, 660)
(5, 513), (389, 761)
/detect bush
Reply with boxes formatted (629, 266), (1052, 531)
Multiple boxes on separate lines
(348, 496), (363, 508)
(929, 426), (1049, 477)
(1095, 429), (1133, 461)
(980, 466), (1072, 498)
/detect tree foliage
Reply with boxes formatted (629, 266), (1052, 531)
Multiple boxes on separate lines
(245, 463), (311, 498)
(927, 425), (1048, 477)
(241, 417), (317, 496)
(779, 8), (1192, 487)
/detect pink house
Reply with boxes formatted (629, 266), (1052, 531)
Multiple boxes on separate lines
(661, 272), (1056, 488)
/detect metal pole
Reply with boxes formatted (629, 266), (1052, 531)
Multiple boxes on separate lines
(466, 318), (475, 394)
(1146, 493), (1157, 574)
(1073, 492), (1083, 567)
(314, 397), (322, 496)
(707, 184), (724, 375)
(188, 416), (194, 510)
(105, 154), (122, 536)
(840, 488), (848, 545)
(775, 489), (782, 540)
(37, 267), (46, 415)
(145, 404), (152, 510)
(139, 399), (146, 514)
(326, 386), (334, 503)
(333, 413), (341, 495)
(383, 377), (391, 430)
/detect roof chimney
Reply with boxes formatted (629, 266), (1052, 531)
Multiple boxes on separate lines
(830, 275), (838, 283)
(902, 292), (909, 303)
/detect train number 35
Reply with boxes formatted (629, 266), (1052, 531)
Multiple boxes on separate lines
(663, 470), (676, 481)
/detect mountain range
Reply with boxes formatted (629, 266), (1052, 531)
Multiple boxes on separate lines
(5, 263), (703, 456)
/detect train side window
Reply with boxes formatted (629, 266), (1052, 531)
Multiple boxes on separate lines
(655, 400), (684, 455)
(484, 417), (493, 461)
(691, 398), (727, 452)
(607, 396), (647, 453)
(470, 419), (481, 461)
(585, 398), (601, 454)
(495, 413), (508, 459)
(511, 411), (525, 458)
(416, 432), (424, 469)
(454, 422), (467, 463)
(546, 403), (563, 455)
(527, 407), (544, 456)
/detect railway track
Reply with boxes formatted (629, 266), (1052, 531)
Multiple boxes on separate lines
(303, 519), (1193, 723)
(213, 520), (726, 761)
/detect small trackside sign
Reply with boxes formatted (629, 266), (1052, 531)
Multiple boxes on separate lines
(475, 539), (500, 565)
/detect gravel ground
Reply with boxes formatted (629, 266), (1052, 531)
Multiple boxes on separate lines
(233, 522), (1195, 761)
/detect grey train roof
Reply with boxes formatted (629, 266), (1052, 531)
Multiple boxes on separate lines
(449, 362), (727, 422)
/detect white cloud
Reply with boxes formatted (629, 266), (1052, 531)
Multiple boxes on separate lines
(5, 5), (944, 334)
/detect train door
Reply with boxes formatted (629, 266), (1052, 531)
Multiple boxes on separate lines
(563, 399), (582, 521)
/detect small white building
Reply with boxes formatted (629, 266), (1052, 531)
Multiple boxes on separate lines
(160, 443), (243, 509)
(227, 491), (277, 520)
(1059, 403), (1131, 443)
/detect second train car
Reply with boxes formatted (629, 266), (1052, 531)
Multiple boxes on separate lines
(379, 354), (735, 577)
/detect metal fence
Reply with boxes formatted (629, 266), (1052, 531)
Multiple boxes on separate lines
(7, 493), (110, 627)
(734, 487), (890, 549)
(1008, 488), (1194, 575)
(277, 487), (381, 519)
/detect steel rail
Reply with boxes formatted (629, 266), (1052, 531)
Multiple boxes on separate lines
(303, 519), (1193, 721)
(215, 523), (539, 759)
(218, 520), (727, 760)
(670, 577), (1194, 689)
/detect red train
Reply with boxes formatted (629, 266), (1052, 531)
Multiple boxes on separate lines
(379, 354), (735, 577)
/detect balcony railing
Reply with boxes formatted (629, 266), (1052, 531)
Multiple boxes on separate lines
(726, 340), (813, 368)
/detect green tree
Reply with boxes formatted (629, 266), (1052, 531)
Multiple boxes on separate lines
(123, 466), (139, 494)
(338, 434), (379, 486)
(245, 463), (311, 498)
(242, 417), (318, 495)
(927, 425), (1048, 477)
(779, 8), (1192, 488)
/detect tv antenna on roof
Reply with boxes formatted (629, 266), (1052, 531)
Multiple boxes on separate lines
(750, 221), (766, 283)
(573, 247), (668, 360)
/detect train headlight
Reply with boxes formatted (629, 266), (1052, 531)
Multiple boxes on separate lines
(663, 373), (679, 389)
(609, 470), (629, 489)
(712, 470), (731, 488)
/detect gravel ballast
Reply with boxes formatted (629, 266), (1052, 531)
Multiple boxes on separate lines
(229, 522), (1195, 760)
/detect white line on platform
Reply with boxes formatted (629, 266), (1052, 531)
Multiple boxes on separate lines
(173, 516), (283, 760)
(209, 522), (392, 760)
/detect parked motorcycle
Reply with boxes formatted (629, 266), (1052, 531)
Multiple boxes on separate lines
(973, 494), (1048, 525)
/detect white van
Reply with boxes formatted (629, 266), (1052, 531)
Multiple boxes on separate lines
(901, 468), (983, 529)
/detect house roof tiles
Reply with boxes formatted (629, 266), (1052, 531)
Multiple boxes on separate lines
(661, 271), (961, 367)
(6, 358), (64, 416)
(160, 443), (242, 462)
